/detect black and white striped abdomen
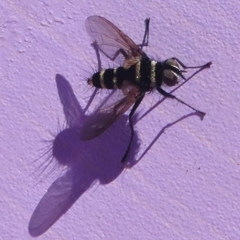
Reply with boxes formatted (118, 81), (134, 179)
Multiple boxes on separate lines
(87, 67), (125, 89)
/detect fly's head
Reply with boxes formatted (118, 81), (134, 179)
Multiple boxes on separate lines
(162, 58), (181, 86)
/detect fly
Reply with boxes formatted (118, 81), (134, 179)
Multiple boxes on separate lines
(82, 15), (212, 162)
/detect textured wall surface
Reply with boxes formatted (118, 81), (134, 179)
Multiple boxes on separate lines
(1, 0), (240, 239)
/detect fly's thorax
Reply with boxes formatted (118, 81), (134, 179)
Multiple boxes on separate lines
(161, 58), (180, 86)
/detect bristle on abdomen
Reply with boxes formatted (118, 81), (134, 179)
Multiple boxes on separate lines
(87, 78), (93, 86)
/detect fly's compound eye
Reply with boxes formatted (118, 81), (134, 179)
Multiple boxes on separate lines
(162, 58), (180, 86)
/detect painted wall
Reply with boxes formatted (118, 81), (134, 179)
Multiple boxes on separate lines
(1, 0), (239, 239)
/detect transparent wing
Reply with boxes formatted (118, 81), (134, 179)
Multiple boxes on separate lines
(85, 15), (143, 64)
(81, 81), (142, 140)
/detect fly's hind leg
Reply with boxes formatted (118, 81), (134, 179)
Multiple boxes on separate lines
(139, 18), (150, 50)
(91, 41), (103, 72)
(95, 18), (151, 63)
(110, 18), (151, 60)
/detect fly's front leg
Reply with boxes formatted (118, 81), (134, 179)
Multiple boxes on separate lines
(172, 58), (212, 80)
(157, 87), (206, 119)
(172, 58), (212, 70)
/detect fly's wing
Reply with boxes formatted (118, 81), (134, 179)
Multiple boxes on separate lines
(81, 81), (142, 140)
(85, 15), (143, 65)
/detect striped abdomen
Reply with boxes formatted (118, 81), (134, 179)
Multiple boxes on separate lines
(87, 67), (125, 89)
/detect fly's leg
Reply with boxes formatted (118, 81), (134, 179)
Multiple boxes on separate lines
(91, 41), (102, 72)
(121, 93), (145, 163)
(110, 18), (151, 59)
(173, 58), (212, 80)
(91, 39), (129, 61)
(173, 58), (212, 70)
(157, 59), (212, 118)
(157, 87), (206, 119)
(83, 41), (102, 113)
(94, 18), (151, 63)
(92, 40), (129, 71)
(139, 18), (150, 50)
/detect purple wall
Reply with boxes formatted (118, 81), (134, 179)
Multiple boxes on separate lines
(1, 0), (240, 239)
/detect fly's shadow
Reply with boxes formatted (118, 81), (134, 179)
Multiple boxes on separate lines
(28, 74), (140, 237)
